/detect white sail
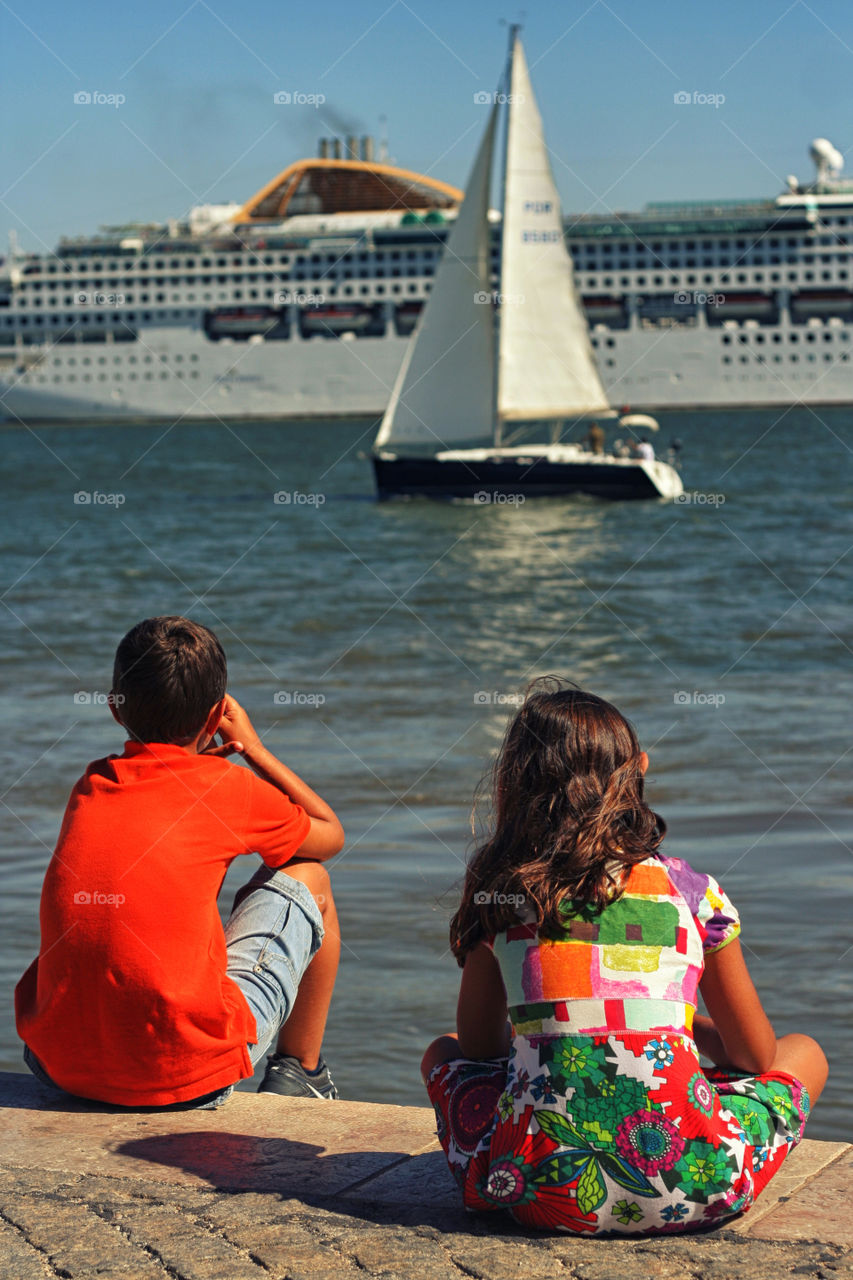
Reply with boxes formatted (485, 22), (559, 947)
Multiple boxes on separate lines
(374, 105), (499, 451)
(497, 36), (610, 424)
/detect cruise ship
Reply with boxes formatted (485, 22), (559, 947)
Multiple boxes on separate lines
(2, 135), (852, 421)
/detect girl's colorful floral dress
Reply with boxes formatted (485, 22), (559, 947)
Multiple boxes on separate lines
(427, 855), (809, 1234)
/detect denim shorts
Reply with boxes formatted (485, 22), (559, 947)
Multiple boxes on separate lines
(23, 864), (324, 1111)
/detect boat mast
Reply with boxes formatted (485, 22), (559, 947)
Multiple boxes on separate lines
(492, 23), (519, 450)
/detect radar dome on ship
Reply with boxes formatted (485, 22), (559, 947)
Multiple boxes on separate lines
(810, 138), (843, 175)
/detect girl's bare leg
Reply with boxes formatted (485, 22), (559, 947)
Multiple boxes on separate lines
(421, 1033), (461, 1082)
(770, 1033), (828, 1105)
(274, 858), (340, 1070)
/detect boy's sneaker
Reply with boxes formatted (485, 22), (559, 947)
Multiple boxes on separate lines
(258, 1053), (339, 1100)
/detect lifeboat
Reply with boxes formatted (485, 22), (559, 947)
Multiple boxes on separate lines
(394, 300), (423, 336)
(790, 290), (853, 320)
(299, 304), (376, 336)
(203, 307), (280, 339)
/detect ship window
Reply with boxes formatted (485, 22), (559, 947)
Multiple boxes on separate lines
(804, 272), (814, 281)
(620, 277), (629, 286)
(789, 332), (798, 342)
(722, 356), (731, 364)
(191, 353), (199, 360)
(653, 276), (663, 285)
(806, 332), (816, 342)
(788, 272), (797, 281)
(823, 332), (833, 341)
(822, 271), (832, 281)
(722, 335), (731, 344)
(737, 273), (747, 283)
(824, 352), (833, 360)
(772, 334), (781, 343)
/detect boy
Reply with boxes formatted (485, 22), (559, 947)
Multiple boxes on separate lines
(15, 615), (344, 1107)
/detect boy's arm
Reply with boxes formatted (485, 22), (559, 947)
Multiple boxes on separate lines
(215, 695), (344, 861)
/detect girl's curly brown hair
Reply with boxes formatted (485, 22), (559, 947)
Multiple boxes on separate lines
(450, 679), (666, 964)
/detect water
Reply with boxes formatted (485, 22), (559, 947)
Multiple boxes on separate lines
(0, 408), (850, 1140)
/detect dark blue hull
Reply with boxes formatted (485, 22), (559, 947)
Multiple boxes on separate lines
(373, 454), (666, 501)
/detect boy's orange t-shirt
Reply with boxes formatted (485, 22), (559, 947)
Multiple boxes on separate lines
(15, 741), (311, 1106)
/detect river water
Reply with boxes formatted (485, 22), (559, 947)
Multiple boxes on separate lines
(0, 407), (849, 1139)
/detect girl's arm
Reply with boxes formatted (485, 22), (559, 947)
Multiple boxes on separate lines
(456, 942), (510, 1060)
(697, 938), (777, 1073)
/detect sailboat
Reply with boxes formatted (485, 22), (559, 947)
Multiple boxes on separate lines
(372, 28), (684, 502)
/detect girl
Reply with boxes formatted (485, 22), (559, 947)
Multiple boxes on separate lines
(422, 681), (827, 1234)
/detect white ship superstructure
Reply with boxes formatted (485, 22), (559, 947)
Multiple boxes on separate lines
(1, 136), (852, 421)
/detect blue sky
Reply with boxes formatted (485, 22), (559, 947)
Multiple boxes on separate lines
(2, 0), (852, 252)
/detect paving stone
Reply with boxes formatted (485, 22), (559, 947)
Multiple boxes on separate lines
(0, 1194), (170, 1276)
(0, 1217), (55, 1280)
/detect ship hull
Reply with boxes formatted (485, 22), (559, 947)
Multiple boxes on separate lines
(3, 318), (853, 423)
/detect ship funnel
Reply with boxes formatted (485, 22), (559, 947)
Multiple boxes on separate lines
(345, 135), (359, 161)
(332, 138), (342, 160)
(319, 138), (330, 159)
(361, 135), (374, 163)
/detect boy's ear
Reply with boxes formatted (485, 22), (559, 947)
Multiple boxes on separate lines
(638, 751), (649, 776)
(107, 692), (124, 727)
(203, 698), (226, 740)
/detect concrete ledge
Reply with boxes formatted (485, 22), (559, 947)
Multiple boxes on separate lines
(0, 1071), (850, 1280)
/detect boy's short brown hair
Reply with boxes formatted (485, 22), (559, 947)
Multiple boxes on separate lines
(112, 616), (227, 744)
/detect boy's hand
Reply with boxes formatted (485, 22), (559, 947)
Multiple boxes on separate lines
(213, 694), (263, 758)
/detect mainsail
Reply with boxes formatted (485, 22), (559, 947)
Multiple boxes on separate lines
(373, 104), (499, 451)
(496, 36), (610, 425)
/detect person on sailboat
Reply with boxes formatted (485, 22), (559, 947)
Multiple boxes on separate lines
(632, 437), (655, 462)
(585, 422), (605, 455)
